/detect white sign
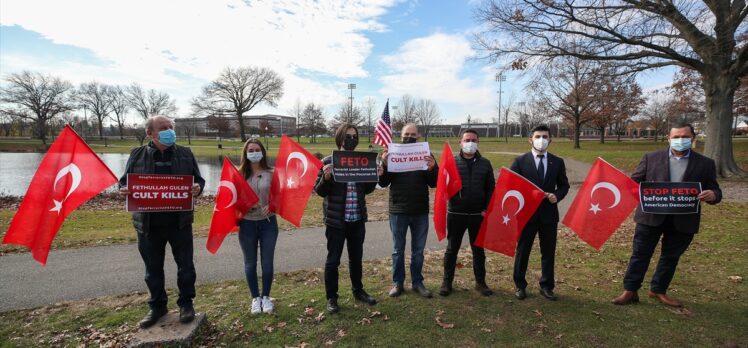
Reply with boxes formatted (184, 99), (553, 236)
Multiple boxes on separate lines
(387, 142), (431, 173)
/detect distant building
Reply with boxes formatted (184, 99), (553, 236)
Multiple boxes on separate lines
(175, 114), (296, 138)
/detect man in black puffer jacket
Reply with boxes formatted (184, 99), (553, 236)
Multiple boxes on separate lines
(314, 124), (379, 314)
(379, 123), (438, 299)
(118, 115), (205, 328)
(439, 129), (495, 297)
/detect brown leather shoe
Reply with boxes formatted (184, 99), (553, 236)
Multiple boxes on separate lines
(648, 291), (683, 307)
(612, 290), (639, 305)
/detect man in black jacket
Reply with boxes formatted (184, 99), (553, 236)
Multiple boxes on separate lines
(511, 125), (569, 301)
(612, 122), (721, 307)
(315, 124), (379, 314)
(379, 124), (437, 298)
(439, 129), (495, 297)
(118, 115), (205, 328)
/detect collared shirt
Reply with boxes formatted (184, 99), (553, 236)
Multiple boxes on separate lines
(668, 149), (690, 182)
(531, 148), (547, 179)
(344, 182), (361, 222)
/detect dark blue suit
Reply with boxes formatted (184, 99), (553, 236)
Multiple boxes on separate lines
(510, 151), (569, 291)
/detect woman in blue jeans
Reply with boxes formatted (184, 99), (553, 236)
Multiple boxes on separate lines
(237, 139), (278, 314)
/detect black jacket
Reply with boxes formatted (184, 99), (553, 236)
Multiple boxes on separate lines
(510, 151), (570, 224)
(118, 142), (205, 234)
(448, 151), (495, 214)
(314, 155), (377, 229)
(631, 149), (721, 233)
(378, 157), (438, 214)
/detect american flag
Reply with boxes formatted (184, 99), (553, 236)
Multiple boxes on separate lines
(373, 99), (392, 147)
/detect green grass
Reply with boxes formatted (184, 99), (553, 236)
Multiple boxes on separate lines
(0, 202), (745, 347)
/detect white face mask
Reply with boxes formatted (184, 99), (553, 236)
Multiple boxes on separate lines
(246, 152), (263, 163)
(532, 138), (549, 152)
(462, 141), (478, 154)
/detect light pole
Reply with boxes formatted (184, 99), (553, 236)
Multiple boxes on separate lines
(82, 104), (88, 139)
(495, 73), (506, 140)
(264, 126), (269, 149)
(467, 114), (471, 129)
(348, 83), (356, 122)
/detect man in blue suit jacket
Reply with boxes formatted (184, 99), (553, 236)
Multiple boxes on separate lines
(510, 125), (570, 301)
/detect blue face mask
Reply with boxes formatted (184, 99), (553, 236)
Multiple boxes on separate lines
(158, 129), (176, 146)
(670, 137), (691, 152)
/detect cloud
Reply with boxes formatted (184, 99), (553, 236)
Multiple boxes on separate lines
(378, 32), (496, 121)
(0, 0), (400, 115)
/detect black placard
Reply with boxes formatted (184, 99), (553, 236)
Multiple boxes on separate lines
(639, 182), (702, 214)
(332, 150), (379, 183)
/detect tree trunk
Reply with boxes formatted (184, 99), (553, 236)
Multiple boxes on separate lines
(118, 124), (124, 139)
(98, 121), (104, 140)
(573, 118), (581, 149)
(599, 127), (605, 144)
(237, 112), (247, 142)
(702, 73), (745, 177)
(36, 117), (47, 145)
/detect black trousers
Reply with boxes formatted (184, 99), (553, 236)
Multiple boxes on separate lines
(136, 224), (196, 310)
(324, 220), (365, 299)
(443, 213), (486, 284)
(513, 218), (557, 290)
(623, 218), (694, 293)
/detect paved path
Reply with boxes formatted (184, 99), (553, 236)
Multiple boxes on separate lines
(0, 158), (591, 312)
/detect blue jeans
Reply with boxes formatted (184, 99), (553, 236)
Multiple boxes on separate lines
(238, 216), (279, 298)
(390, 213), (429, 287)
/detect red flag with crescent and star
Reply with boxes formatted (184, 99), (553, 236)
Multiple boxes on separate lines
(562, 158), (639, 249)
(474, 167), (545, 257)
(206, 157), (259, 254)
(269, 135), (323, 227)
(2, 125), (117, 265)
(433, 142), (462, 241)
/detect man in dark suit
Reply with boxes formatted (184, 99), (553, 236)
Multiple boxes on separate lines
(613, 122), (721, 307)
(510, 125), (570, 301)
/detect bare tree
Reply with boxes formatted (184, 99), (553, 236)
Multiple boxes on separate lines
(329, 103), (365, 132)
(0, 71), (75, 144)
(288, 98), (304, 143)
(393, 94), (418, 129)
(361, 97), (377, 144)
(474, 0), (748, 176)
(192, 66), (284, 142)
(415, 98), (442, 141)
(76, 81), (114, 139)
(206, 115), (233, 140)
(108, 85), (130, 139)
(299, 103), (325, 143)
(529, 57), (601, 148)
(126, 83), (177, 120)
(641, 89), (675, 142)
(588, 68), (643, 143)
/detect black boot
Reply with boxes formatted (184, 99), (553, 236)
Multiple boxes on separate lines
(139, 307), (168, 328)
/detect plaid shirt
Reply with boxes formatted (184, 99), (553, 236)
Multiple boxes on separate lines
(344, 182), (361, 222)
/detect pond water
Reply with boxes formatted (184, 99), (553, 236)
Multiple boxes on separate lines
(0, 153), (253, 197)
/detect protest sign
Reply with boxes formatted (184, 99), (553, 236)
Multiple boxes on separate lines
(387, 142), (430, 173)
(332, 150), (379, 182)
(639, 182), (701, 214)
(126, 174), (194, 212)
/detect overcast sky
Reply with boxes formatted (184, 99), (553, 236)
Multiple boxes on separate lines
(0, 0), (675, 125)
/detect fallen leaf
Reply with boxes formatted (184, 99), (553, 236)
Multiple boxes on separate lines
(264, 324), (275, 333)
(728, 275), (743, 283)
(533, 309), (543, 317)
(277, 322), (287, 328)
(383, 315), (390, 321)
(369, 311), (382, 318)
(324, 340), (335, 347)
(481, 327), (492, 333)
(336, 329), (347, 338)
(316, 312), (326, 323)
(435, 317), (454, 329)
(357, 318), (372, 325)
(555, 334), (564, 340)
(304, 307), (315, 316)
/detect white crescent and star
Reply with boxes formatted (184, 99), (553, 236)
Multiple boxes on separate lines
(285, 152), (308, 187)
(589, 181), (621, 214)
(50, 163), (82, 213)
(216, 180), (237, 211)
(500, 190), (525, 225)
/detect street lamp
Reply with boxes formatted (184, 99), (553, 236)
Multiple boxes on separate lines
(264, 126), (269, 149)
(496, 73), (506, 141)
(347, 83), (356, 122)
(467, 114), (472, 129)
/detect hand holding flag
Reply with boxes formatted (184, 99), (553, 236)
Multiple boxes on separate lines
(433, 142), (462, 241)
(206, 157), (259, 254)
(269, 135), (323, 227)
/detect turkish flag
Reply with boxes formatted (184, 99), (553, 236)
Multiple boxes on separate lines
(206, 157), (259, 254)
(269, 135), (323, 227)
(562, 158), (639, 249)
(2, 125), (117, 265)
(474, 167), (545, 257)
(433, 142), (462, 241)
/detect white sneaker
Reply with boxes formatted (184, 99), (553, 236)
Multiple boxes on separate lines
(261, 296), (274, 314)
(251, 297), (262, 314)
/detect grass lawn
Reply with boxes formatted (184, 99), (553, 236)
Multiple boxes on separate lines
(0, 201), (745, 347)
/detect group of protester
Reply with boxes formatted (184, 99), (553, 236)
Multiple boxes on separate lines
(119, 115), (721, 329)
